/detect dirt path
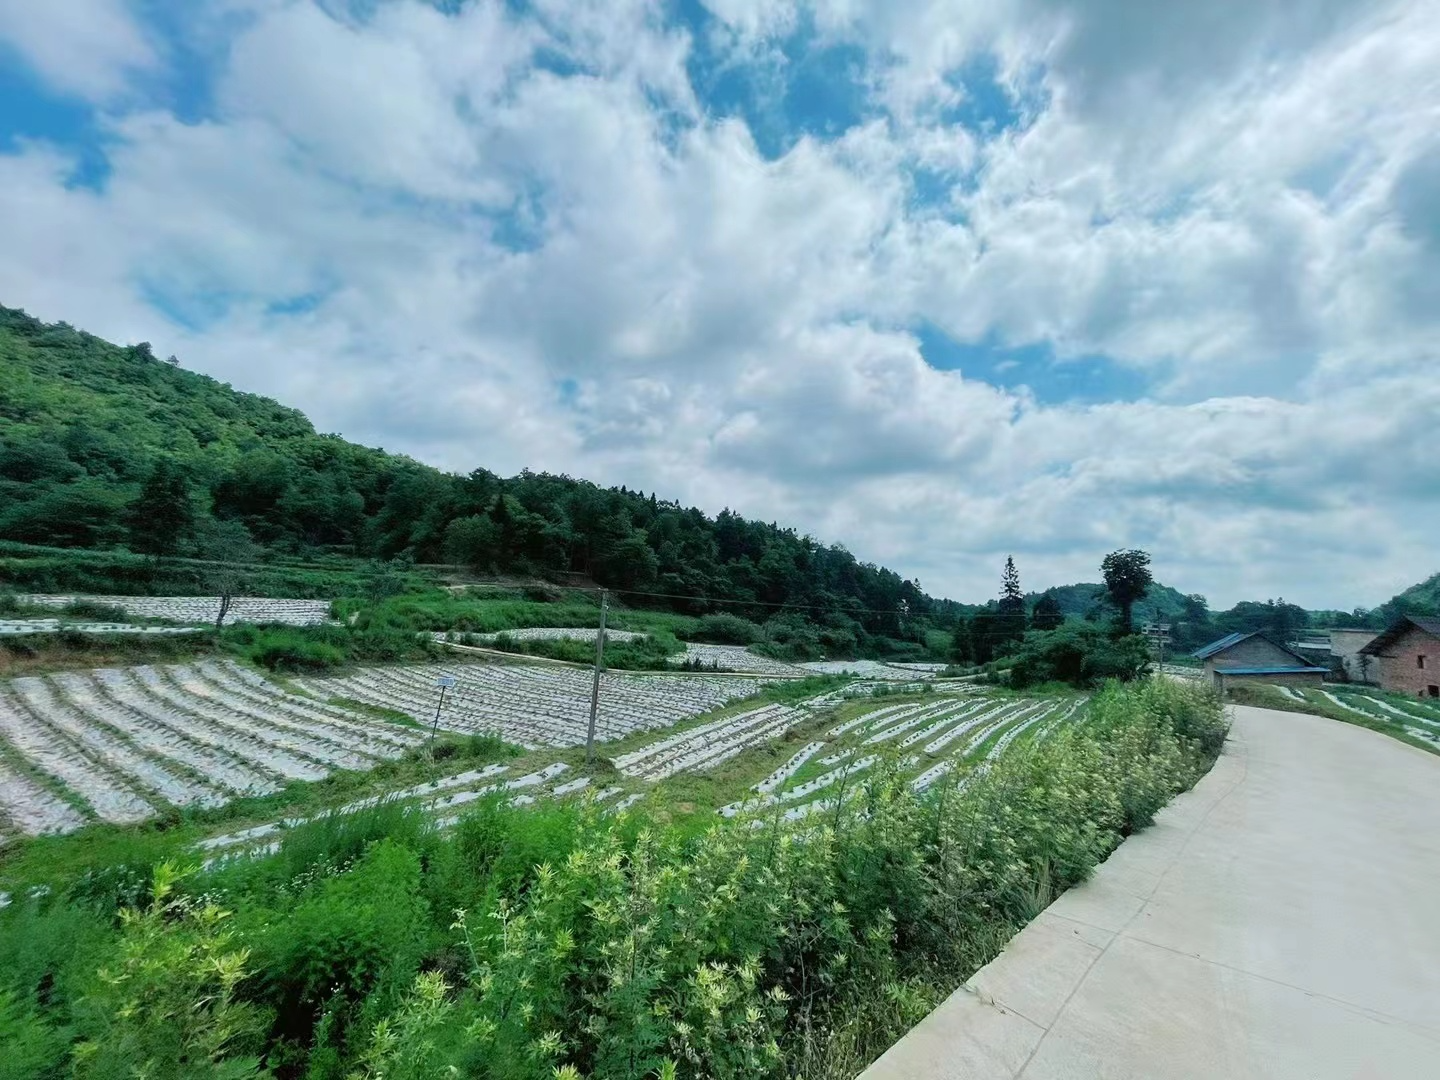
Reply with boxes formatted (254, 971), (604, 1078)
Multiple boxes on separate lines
(861, 704), (1440, 1079)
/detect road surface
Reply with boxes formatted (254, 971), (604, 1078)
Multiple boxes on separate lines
(860, 704), (1440, 1079)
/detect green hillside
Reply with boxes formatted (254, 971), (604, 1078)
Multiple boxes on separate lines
(1381, 572), (1440, 618)
(0, 304), (960, 657)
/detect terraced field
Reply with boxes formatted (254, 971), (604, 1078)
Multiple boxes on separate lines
(0, 660), (423, 839)
(15, 594), (334, 626)
(0, 619), (204, 636)
(292, 662), (771, 747)
(800, 659), (942, 679)
(670, 644), (811, 676)
(194, 685), (1087, 864)
(465, 627), (645, 645)
(1295, 685), (1440, 746)
(715, 692), (1086, 820)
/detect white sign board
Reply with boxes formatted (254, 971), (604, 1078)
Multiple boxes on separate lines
(436, 675), (458, 689)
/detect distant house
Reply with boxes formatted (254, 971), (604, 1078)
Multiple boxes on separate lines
(1329, 628), (1380, 684)
(1192, 632), (1327, 691)
(1357, 616), (1440, 699)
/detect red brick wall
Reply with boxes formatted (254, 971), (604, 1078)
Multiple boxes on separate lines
(1375, 628), (1440, 698)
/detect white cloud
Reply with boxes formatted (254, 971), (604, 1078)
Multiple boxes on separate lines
(0, 0), (1437, 609)
(0, 0), (158, 101)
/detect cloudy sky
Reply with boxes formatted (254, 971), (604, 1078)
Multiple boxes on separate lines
(1, 0), (1436, 609)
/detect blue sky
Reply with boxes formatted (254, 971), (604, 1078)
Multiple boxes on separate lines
(0, 0), (1437, 608)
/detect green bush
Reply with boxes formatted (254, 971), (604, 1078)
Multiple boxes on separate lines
(753, 613), (825, 662)
(60, 600), (130, 623)
(1008, 625), (1152, 688)
(690, 614), (762, 645)
(248, 840), (431, 1068)
(244, 631), (346, 672)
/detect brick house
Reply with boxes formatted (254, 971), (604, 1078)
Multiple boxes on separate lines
(1357, 616), (1440, 699)
(1192, 632), (1327, 692)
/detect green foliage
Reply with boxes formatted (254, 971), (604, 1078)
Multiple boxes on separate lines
(1029, 591), (1064, 631)
(753, 612), (825, 662)
(2, 681), (1220, 1080)
(71, 863), (270, 1080)
(248, 840), (431, 1068)
(489, 630), (683, 672)
(689, 613), (762, 645)
(219, 623), (435, 673)
(128, 459), (196, 558)
(1008, 625), (1153, 688)
(61, 599), (131, 622)
(1100, 549), (1154, 633)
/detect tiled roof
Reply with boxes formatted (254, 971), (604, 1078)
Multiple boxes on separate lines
(1192, 632), (1252, 660)
(1359, 615), (1440, 656)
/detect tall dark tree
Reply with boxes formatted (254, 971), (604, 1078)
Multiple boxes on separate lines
(951, 618), (974, 664)
(128, 460), (194, 557)
(1101, 549), (1153, 633)
(1030, 591), (1065, 631)
(999, 556), (1023, 614)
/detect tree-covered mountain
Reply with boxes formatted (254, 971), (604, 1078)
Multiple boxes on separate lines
(1379, 572), (1440, 619)
(0, 304), (964, 655)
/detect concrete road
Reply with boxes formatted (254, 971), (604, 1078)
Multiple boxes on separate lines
(860, 705), (1440, 1079)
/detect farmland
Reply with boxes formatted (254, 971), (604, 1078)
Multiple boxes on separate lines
(191, 683), (1086, 866)
(14, 594), (334, 626)
(0, 659), (424, 839)
(1230, 682), (1440, 755)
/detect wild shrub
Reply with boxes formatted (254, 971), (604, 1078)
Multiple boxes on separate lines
(690, 614), (762, 645)
(247, 840), (431, 1070)
(60, 600), (130, 622)
(70, 863), (270, 1080)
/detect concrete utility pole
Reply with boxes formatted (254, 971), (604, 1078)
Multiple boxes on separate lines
(585, 589), (608, 766)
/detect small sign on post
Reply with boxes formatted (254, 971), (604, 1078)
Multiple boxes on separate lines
(430, 675), (458, 752)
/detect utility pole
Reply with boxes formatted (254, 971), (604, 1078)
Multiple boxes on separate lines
(585, 589), (608, 766)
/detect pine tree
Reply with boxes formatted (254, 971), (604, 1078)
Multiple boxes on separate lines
(998, 556), (1024, 616)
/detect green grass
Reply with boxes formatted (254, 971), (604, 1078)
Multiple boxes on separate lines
(326, 696), (423, 728)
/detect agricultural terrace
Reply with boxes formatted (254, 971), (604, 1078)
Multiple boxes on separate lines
(0, 659), (424, 839)
(196, 680), (1068, 865)
(1228, 682), (1440, 755)
(0, 677), (1225, 1080)
(16, 594), (334, 626)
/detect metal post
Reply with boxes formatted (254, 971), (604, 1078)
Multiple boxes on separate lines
(585, 589), (608, 766)
(430, 674), (457, 755)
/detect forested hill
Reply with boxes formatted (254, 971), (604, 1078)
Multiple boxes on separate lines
(1027, 582), (1191, 626)
(1382, 572), (1440, 618)
(0, 304), (963, 647)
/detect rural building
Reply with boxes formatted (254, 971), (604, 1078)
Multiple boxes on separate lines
(1192, 632), (1328, 691)
(1357, 616), (1440, 698)
(1329, 628), (1380, 684)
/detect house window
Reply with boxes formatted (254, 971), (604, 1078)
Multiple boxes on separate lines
(1419, 655), (1427, 670)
